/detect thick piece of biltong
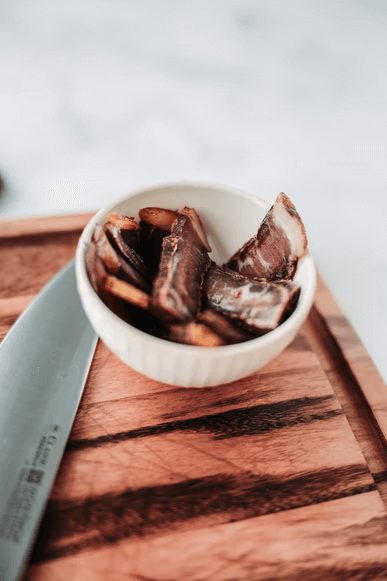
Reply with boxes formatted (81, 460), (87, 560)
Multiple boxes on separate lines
(180, 206), (211, 252)
(164, 309), (249, 347)
(138, 206), (211, 277)
(105, 213), (141, 252)
(93, 225), (151, 292)
(104, 219), (148, 279)
(138, 208), (180, 276)
(204, 264), (300, 333)
(138, 221), (169, 278)
(86, 235), (167, 334)
(85, 237), (105, 294)
(85, 241), (145, 323)
(152, 214), (211, 322)
(167, 321), (225, 347)
(197, 309), (249, 344)
(139, 207), (179, 233)
(103, 275), (151, 311)
(226, 192), (308, 281)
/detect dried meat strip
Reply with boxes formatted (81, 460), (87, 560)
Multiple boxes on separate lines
(139, 206), (211, 277)
(197, 309), (249, 344)
(93, 225), (151, 292)
(167, 321), (225, 347)
(167, 308), (248, 347)
(204, 263), (300, 333)
(103, 275), (151, 311)
(226, 192), (308, 281)
(138, 208), (180, 276)
(85, 242), (139, 323)
(105, 212), (141, 252)
(139, 207), (179, 233)
(139, 221), (170, 277)
(85, 238), (105, 294)
(180, 206), (211, 252)
(104, 221), (149, 279)
(152, 214), (211, 322)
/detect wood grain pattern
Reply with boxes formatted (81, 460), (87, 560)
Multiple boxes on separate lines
(313, 274), (387, 449)
(303, 307), (387, 507)
(28, 493), (387, 581)
(1, 212), (387, 581)
(0, 212), (95, 239)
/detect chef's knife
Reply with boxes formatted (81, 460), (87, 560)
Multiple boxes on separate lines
(0, 260), (98, 581)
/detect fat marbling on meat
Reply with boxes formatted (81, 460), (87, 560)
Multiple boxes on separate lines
(204, 263), (300, 333)
(226, 192), (308, 281)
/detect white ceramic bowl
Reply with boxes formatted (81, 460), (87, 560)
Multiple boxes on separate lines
(75, 182), (316, 388)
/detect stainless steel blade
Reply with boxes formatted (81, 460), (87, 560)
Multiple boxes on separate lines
(0, 260), (98, 581)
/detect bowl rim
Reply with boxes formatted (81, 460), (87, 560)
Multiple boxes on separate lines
(76, 180), (317, 357)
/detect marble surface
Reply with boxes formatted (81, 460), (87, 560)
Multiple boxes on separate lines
(1, 0), (386, 382)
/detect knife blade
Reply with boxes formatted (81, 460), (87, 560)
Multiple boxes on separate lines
(0, 260), (98, 581)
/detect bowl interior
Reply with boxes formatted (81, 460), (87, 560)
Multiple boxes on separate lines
(96, 183), (270, 265)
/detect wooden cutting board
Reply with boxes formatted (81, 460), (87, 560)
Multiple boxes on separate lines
(1, 213), (387, 581)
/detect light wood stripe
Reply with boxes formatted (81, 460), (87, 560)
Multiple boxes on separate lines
(0, 212), (94, 239)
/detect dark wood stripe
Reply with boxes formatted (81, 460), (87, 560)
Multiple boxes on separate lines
(159, 384), (280, 420)
(31, 464), (375, 564)
(259, 562), (387, 581)
(373, 470), (387, 484)
(67, 395), (341, 451)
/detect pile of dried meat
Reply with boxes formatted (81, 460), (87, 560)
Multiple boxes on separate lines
(86, 192), (308, 347)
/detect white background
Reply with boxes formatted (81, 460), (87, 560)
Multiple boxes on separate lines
(1, 0), (386, 382)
